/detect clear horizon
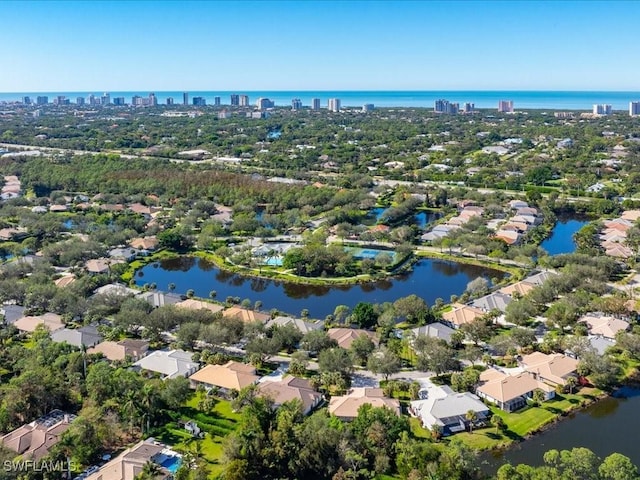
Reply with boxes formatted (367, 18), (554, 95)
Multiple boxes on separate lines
(2, 1), (640, 92)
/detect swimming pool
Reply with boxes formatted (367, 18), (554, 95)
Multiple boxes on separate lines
(159, 455), (182, 473)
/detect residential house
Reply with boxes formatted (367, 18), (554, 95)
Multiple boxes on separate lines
(520, 352), (579, 387)
(137, 291), (182, 308)
(94, 283), (138, 297)
(580, 314), (630, 339)
(176, 298), (224, 315)
(410, 385), (489, 435)
(499, 281), (536, 298)
(621, 210), (640, 222)
(223, 306), (270, 324)
(410, 322), (455, 343)
(108, 247), (139, 262)
(441, 304), (485, 328)
(51, 325), (103, 348)
(327, 328), (379, 349)
(133, 349), (199, 379)
(188, 361), (259, 393)
(1, 304), (25, 324)
(329, 388), (400, 420)
(129, 236), (159, 251)
(471, 292), (512, 313)
(14, 312), (64, 333)
(522, 271), (558, 287)
(54, 275), (76, 288)
(88, 339), (149, 362)
(85, 439), (177, 480)
(265, 316), (324, 335)
(257, 376), (323, 415)
(0, 410), (76, 461)
(494, 229), (521, 246)
(85, 258), (117, 274)
(476, 368), (555, 412)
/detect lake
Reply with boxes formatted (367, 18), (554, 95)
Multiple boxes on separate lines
(135, 256), (506, 318)
(540, 216), (590, 255)
(482, 388), (640, 473)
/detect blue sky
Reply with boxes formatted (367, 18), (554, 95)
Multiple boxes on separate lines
(1, 0), (639, 91)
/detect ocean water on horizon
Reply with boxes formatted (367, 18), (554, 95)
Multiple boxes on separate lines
(1, 90), (640, 110)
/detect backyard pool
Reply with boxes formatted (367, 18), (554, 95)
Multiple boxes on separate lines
(158, 453), (182, 473)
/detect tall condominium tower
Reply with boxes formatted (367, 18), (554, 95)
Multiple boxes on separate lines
(311, 98), (321, 110)
(497, 100), (514, 113)
(328, 98), (341, 112)
(630, 101), (640, 117)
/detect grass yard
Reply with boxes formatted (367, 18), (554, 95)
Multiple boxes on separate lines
(409, 417), (432, 439)
(153, 394), (241, 477)
(455, 389), (602, 450)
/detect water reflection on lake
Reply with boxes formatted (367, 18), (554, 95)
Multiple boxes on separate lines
(135, 256), (505, 318)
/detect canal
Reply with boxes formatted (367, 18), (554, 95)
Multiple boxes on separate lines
(482, 388), (640, 473)
(135, 256), (506, 318)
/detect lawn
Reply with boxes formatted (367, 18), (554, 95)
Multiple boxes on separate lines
(454, 389), (601, 450)
(153, 394), (241, 477)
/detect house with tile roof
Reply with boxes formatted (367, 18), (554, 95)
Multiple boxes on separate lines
(88, 339), (150, 362)
(471, 292), (512, 313)
(85, 439), (175, 480)
(327, 328), (378, 349)
(520, 352), (579, 387)
(441, 304), (485, 328)
(223, 306), (270, 324)
(133, 349), (199, 379)
(188, 361), (259, 392)
(329, 388), (400, 420)
(0, 410), (76, 461)
(51, 325), (103, 348)
(266, 316), (324, 335)
(580, 314), (630, 339)
(175, 298), (224, 314)
(476, 368), (555, 412)
(410, 322), (456, 343)
(14, 312), (64, 333)
(258, 376), (323, 415)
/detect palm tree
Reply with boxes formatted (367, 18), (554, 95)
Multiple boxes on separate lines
(565, 376), (578, 394)
(135, 461), (162, 480)
(168, 283), (176, 292)
(490, 415), (505, 434)
(466, 410), (478, 433)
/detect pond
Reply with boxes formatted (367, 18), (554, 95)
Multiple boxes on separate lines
(540, 215), (590, 255)
(482, 388), (640, 473)
(135, 256), (506, 318)
(367, 208), (440, 229)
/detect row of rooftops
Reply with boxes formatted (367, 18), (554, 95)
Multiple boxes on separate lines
(599, 210), (640, 259)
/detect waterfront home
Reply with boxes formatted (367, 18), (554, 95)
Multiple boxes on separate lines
(441, 304), (485, 329)
(129, 235), (159, 251)
(580, 314), (630, 340)
(257, 376), (323, 415)
(329, 388), (400, 420)
(476, 368), (555, 412)
(108, 247), (139, 262)
(327, 328), (379, 349)
(133, 349), (199, 379)
(188, 361), (259, 393)
(0, 410), (76, 461)
(137, 291), (183, 308)
(14, 312), (64, 333)
(85, 439), (178, 480)
(223, 306), (270, 324)
(85, 258), (119, 274)
(88, 339), (150, 362)
(471, 292), (512, 313)
(266, 316), (324, 335)
(410, 322), (455, 344)
(409, 384), (489, 435)
(175, 298), (224, 314)
(519, 352), (579, 387)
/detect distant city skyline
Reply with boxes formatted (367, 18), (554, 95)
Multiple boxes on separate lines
(2, 1), (640, 92)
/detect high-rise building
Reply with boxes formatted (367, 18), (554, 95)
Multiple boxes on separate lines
(291, 98), (303, 110)
(239, 95), (249, 106)
(328, 98), (341, 112)
(22, 96), (31, 105)
(132, 95), (144, 106)
(593, 104), (612, 116)
(362, 104), (374, 112)
(630, 102), (640, 117)
(214, 96), (221, 106)
(256, 98), (274, 110)
(193, 97), (206, 106)
(498, 100), (514, 113)
(166, 97), (174, 105)
(54, 96), (69, 106)
(434, 99), (458, 114)
(101, 93), (111, 105)
(88, 94), (99, 106)
(230, 94), (240, 106)
(36, 96), (48, 105)
(463, 102), (475, 113)
(148, 93), (157, 106)
(311, 98), (321, 110)
(113, 97), (126, 106)
(76, 97), (85, 106)
(183, 92), (189, 106)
